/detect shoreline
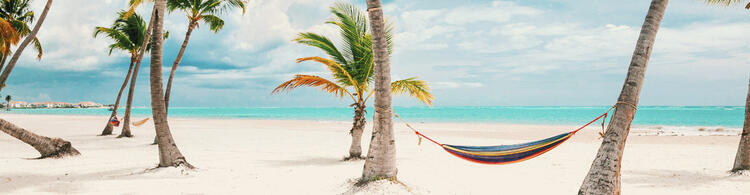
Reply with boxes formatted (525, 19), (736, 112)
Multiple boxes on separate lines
(0, 114), (746, 194)
(0, 112), (742, 137)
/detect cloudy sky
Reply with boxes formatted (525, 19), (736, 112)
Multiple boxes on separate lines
(3, 0), (749, 107)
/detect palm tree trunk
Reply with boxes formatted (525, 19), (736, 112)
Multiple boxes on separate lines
(347, 103), (366, 160)
(361, 0), (397, 182)
(164, 21), (197, 114)
(732, 77), (750, 172)
(119, 57), (140, 138)
(0, 0), (52, 92)
(0, 118), (79, 158)
(578, 1), (668, 194)
(119, 8), (157, 139)
(0, 53), (7, 73)
(149, 0), (191, 168)
(102, 58), (135, 135)
(0, 0), (78, 159)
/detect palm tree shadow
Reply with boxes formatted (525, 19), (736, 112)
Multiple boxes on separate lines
(0, 166), (159, 194)
(624, 170), (736, 189)
(263, 157), (345, 167)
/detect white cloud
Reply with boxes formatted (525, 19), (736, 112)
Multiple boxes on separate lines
(443, 1), (541, 25)
(432, 81), (483, 89)
(19, 0), (130, 71)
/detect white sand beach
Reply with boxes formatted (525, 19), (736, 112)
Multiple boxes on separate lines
(0, 114), (748, 194)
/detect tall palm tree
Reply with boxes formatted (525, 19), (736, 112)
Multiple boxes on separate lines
(0, 0), (79, 158)
(163, 0), (246, 113)
(123, 0), (158, 142)
(361, 0), (397, 182)
(94, 11), (148, 136)
(120, 10), (168, 138)
(704, 0), (750, 174)
(0, 0), (43, 92)
(0, 0), (43, 71)
(272, 2), (433, 160)
(578, 0), (668, 194)
(149, 0), (192, 168)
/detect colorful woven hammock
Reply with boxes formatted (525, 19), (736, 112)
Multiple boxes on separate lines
(109, 116), (121, 127)
(396, 107), (613, 165)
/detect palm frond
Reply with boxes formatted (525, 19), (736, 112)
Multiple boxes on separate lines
(705, 0), (743, 6)
(391, 77), (434, 106)
(293, 32), (348, 65)
(296, 56), (359, 88)
(272, 74), (353, 100)
(125, 0), (151, 18)
(94, 27), (134, 50)
(31, 37), (41, 60)
(199, 14), (224, 33)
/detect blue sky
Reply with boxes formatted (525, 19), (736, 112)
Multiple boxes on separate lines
(3, 0), (749, 107)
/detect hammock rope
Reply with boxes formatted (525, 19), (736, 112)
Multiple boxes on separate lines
(393, 104), (618, 165)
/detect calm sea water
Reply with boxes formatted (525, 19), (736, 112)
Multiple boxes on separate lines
(0, 106), (743, 129)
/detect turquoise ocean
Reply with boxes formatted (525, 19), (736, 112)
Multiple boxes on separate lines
(1, 106), (743, 130)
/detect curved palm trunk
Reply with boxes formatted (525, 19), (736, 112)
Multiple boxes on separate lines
(347, 103), (366, 160)
(0, 0), (77, 159)
(732, 77), (750, 172)
(0, 0), (52, 91)
(361, 0), (397, 182)
(578, 0), (668, 194)
(102, 58), (135, 135)
(164, 21), (197, 114)
(119, 9), (157, 139)
(0, 118), (79, 158)
(149, 0), (191, 168)
(0, 53), (7, 73)
(119, 64), (137, 138)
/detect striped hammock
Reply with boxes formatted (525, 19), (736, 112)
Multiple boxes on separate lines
(397, 107), (612, 165)
(132, 118), (150, 127)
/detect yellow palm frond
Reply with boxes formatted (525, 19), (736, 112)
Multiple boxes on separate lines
(272, 74), (354, 100)
(125, 0), (152, 18)
(0, 18), (20, 55)
(296, 56), (360, 89)
(390, 77), (434, 106)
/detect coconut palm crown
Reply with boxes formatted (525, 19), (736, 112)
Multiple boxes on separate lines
(0, 0), (42, 59)
(273, 2), (432, 106)
(94, 11), (148, 58)
(166, 0), (246, 33)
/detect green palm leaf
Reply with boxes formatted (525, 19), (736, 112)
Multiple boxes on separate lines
(391, 77), (434, 106)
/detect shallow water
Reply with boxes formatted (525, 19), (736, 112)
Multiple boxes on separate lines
(1, 106), (742, 130)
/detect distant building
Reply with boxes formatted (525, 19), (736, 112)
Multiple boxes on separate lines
(77, 101), (103, 108)
(8, 101), (29, 108)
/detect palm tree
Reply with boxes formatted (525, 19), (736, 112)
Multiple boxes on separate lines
(120, 10), (168, 138)
(5, 94), (10, 110)
(94, 11), (147, 136)
(0, 0), (43, 92)
(360, 0), (398, 182)
(0, 0), (43, 71)
(123, 0), (158, 142)
(704, 0), (750, 174)
(272, 2), (433, 160)
(163, 0), (246, 114)
(149, 0), (192, 168)
(0, 18), (18, 65)
(0, 0), (79, 158)
(578, 0), (668, 194)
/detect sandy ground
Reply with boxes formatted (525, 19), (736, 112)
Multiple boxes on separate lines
(0, 113), (748, 194)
